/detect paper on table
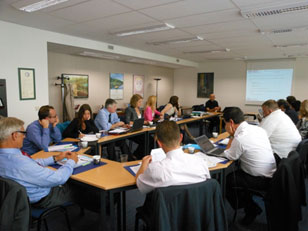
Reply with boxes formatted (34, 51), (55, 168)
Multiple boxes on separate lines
(57, 155), (93, 168)
(194, 152), (226, 168)
(108, 127), (128, 134)
(150, 148), (166, 162)
(81, 134), (98, 142)
(48, 144), (75, 152)
(218, 138), (230, 145)
(129, 164), (141, 175)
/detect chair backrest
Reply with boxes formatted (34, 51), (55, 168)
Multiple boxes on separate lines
(149, 179), (228, 231)
(0, 177), (30, 231)
(266, 151), (306, 231)
(56, 120), (71, 134)
(296, 139), (308, 176)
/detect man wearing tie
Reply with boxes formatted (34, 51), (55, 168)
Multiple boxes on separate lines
(94, 99), (131, 161)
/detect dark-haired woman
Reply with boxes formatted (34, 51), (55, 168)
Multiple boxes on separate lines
(63, 104), (98, 138)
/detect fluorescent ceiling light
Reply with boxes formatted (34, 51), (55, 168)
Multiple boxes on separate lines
(113, 23), (175, 37)
(79, 51), (120, 60)
(241, 1), (308, 18)
(183, 48), (230, 54)
(18, 0), (69, 12)
(126, 58), (156, 65)
(274, 43), (308, 48)
(147, 36), (204, 45)
(259, 26), (308, 35)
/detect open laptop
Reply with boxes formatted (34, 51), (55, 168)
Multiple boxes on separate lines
(109, 118), (144, 134)
(194, 135), (225, 157)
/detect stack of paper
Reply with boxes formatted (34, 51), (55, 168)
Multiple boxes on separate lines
(48, 144), (76, 152)
(108, 127), (128, 134)
(81, 134), (98, 142)
(57, 155), (93, 168)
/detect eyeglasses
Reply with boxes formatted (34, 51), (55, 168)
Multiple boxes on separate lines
(14, 131), (27, 135)
(48, 115), (57, 119)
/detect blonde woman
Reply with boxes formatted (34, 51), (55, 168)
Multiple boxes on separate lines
(297, 100), (308, 139)
(144, 96), (161, 122)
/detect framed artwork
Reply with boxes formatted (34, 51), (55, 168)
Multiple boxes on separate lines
(133, 75), (144, 97)
(197, 72), (214, 98)
(63, 74), (89, 98)
(18, 68), (36, 100)
(110, 73), (124, 99)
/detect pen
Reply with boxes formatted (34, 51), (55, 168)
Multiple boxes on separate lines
(82, 162), (91, 166)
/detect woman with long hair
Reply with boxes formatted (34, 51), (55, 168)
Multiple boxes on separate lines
(297, 100), (308, 139)
(63, 104), (98, 138)
(144, 95), (161, 122)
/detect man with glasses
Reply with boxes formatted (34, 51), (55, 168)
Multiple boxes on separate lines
(22, 105), (62, 155)
(0, 117), (79, 208)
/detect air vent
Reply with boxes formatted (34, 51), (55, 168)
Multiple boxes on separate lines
(108, 45), (114, 50)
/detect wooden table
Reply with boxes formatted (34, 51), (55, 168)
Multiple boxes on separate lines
(32, 132), (232, 231)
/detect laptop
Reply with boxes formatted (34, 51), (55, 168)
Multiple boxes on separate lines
(109, 118), (144, 134)
(194, 135), (225, 157)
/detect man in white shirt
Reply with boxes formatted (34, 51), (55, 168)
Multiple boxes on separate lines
(260, 100), (301, 158)
(136, 120), (210, 194)
(223, 107), (276, 226)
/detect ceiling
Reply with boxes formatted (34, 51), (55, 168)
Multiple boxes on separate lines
(1, 0), (308, 63)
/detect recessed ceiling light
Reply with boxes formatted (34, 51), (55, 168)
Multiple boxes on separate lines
(274, 43), (308, 48)
(18, 0), (69, 12)
(79, 51), (120, 60)
(241, 1), (308, 18)
(112, 23), (175, 37)
(147, 36), (204, 45)
(259, 26), (308, 35)
(183, 48), (230, 54)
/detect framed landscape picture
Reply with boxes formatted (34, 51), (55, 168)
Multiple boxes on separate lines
(110, 73), (124, 99)
(197, 72), (214, 98)
(63, 74), (89, 98)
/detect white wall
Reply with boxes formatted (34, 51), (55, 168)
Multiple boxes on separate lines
(48, 52), (174, 120)
(174, 59), (308, 113)
(0, 21), (49, 126)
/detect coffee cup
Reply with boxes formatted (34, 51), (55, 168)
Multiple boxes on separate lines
(149, 121), (153, 126)
(93, 155), (100, 165)
(188, 146), (195, 154)
(212, 132), (218, 138)
(81, 141), (88, 148)
(96, 133), (101, 139)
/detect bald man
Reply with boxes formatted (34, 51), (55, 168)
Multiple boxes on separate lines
(205, 94), (221, 134)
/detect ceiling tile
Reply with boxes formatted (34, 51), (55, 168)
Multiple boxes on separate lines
(113, 0), (181, 10)
(139, 0), (236, 20)
(48, 0), (131, 22)
(165, 9), (242, 28)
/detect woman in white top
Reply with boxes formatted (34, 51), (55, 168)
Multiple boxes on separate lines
(297, 99), (308, 139)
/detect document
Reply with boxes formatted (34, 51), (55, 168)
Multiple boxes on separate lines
(150, 148), (166, 162)
(57, 155), (93, 168)
(194, 152), (226, 168)
(48, 144), (76, 152)
(129, 164), (141, 175)
(108, 127), (128, 134)
(81, 134), (98, 142)
(218, 138), (230, 146)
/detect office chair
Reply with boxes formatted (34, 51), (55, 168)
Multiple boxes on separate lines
(135, 179), (228, 231)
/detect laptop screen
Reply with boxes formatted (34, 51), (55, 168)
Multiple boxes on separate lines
(194, 135), (215, 152)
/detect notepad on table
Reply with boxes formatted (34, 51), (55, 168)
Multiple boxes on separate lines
(57, 155), (93, 168)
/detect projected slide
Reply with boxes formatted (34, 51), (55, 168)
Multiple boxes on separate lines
(246, 69), (293, 104)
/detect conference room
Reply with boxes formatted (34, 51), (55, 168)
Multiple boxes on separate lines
(1, 0), (308, 230)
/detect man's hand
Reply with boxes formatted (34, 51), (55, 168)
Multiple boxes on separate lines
(116, 121), (124, 127)
(39, 119), (49, 129)
(66, 152), (78, 163)
(53, 116), (59, 127)
(136, 155), (152, 180)
(54, 151), (70, 162)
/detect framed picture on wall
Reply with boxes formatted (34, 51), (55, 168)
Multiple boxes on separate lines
(197, 72), (214, 98)
(133, 75), (144, 97)
(110, 73), (124, 99)
(18, 68), (36, 100)
(63, 74), (89, 98)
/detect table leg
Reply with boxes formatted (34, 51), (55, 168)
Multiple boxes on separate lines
(109, 192), (116, 230)
(117, 192), (122, 231)
(100, 190), (107, 231)
(145, 132), (149, 155)
(122, 191), (126, 231)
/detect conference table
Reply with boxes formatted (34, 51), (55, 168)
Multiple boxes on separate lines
(32, 131), (232, 231)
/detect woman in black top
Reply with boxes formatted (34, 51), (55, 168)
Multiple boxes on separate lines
(63, 104), (98, 138)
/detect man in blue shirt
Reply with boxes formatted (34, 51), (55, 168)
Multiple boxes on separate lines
(95, 98), (132, 161)
(22, 105), (62, 155)
(0, 117), (78, 208)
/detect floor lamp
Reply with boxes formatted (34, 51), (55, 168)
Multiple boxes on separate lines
(154, 78), (161, 108)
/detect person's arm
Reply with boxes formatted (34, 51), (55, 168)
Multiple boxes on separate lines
(136, 155), (152, 180)
(223, 138), (243, 160)
(62, 119), (79, 138)
(260, 116), (275, 137)
(154, 109), (161, 116)
(50, 125), (62, 143)
(27, 123), (51, 152)
(160, 104), (172, 116)
(144, 107), (153, 122)
(95, 110), (112, 131)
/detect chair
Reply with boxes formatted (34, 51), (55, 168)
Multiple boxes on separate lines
(0, 177), (72, 231)
(296, 139), (308, 176)
(232, 151), (306, 231)
(135, 179), (228, 231)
